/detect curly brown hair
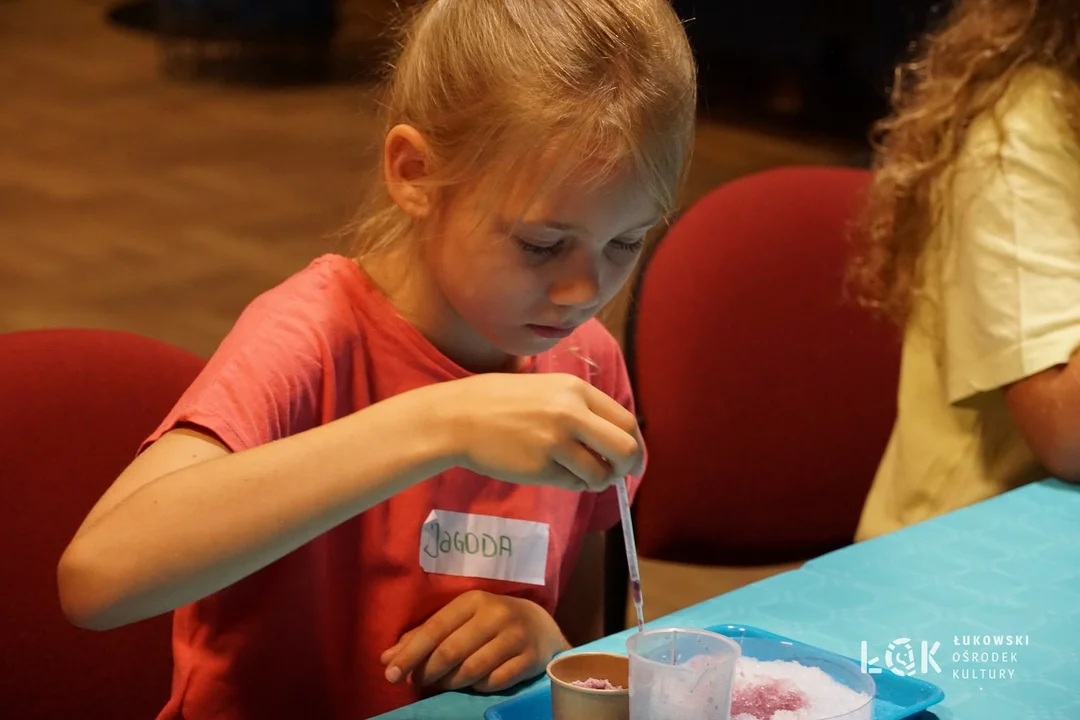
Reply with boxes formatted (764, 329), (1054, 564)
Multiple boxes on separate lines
(846, 0), (1080, 327)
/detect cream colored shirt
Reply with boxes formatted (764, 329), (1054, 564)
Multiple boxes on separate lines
(856, 66), (1080, 542)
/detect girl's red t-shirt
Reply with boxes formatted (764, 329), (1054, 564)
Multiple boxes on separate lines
(140, 254), (644, 719)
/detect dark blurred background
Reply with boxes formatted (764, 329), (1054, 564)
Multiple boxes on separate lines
(102, 0), (947, 139)
(675, 0), (945, 137)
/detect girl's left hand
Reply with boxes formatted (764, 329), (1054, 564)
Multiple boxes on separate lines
(380, 590), (570, 693)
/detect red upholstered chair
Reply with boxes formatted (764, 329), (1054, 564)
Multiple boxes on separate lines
(605, 166), (901, 633)
(0, 328), (205, 719)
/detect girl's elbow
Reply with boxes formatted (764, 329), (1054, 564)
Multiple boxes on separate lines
(1007, 375), (1080, 484)
(57, 545), (126, 631)
(1043, 458), (1080, 485)
(1032, 436), (1080, 485)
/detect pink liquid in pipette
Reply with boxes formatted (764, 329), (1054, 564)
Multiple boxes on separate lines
(631, 580), (644, 632)
(615, 478), (645, 633)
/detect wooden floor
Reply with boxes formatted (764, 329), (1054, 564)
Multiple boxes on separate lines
(1, 0), (861, 620)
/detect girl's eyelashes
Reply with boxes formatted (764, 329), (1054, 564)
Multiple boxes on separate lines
(514, 236), (563, 258)
(513, 235), (645, 260)
(610, 238), (646, 254)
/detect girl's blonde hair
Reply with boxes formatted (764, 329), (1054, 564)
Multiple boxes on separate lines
(351, 0), (698, 257)
(846, 0), (1080, 327)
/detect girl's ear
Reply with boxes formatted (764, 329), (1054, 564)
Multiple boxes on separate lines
(384, 124), (435, 219)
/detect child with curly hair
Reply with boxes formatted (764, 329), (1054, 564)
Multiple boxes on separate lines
(850, 0), (1080, 541)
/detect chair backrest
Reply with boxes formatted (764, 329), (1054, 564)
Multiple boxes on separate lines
(627, 166), (901, 565)
(0, 328), (205, 719)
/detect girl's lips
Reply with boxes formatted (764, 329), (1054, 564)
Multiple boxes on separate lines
(527, 324), (576, 339)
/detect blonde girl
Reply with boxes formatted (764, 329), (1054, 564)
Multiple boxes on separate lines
(58, 1), (696, 717)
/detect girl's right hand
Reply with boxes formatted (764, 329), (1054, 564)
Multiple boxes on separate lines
(432, 373), (644, 492)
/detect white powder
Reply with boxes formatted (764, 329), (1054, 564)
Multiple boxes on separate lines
(731, 656), (872, 720)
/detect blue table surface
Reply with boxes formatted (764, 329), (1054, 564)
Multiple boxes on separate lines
(375, 479), (1080, 720)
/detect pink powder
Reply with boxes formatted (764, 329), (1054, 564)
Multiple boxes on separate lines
(571, 677), (624, 690)
(731, 678), (808, 718)
(732, 657), (872, 720)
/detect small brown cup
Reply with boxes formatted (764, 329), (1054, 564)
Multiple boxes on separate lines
(546, 652), (630, 720)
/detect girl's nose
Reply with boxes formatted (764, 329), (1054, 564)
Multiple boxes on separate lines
(549, 260), (601, 309)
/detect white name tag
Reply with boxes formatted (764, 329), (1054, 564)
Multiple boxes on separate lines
(419, 509), (550, 586)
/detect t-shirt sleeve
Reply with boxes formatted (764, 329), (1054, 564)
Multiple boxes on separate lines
(586, 336), (647, 533)
(943, 68), (1080, 403)
(139, 292), (331, 455)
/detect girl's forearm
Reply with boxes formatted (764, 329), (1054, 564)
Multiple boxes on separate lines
(59, 389), (455, 631)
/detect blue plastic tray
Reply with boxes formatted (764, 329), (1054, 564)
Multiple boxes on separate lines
(484, 623), (945, 720)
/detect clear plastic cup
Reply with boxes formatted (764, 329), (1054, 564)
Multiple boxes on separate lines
(626, 628), (742, 720)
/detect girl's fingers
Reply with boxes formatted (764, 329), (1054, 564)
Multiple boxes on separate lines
(411, 617), (498, 688)
(380, 630), (414, 665)
(551, 442), (613, 492)
(384, 597), (476, 683)
(471, 653), (536, 693)
(434, 632), (520, 690)
(569, 410), (640, 482)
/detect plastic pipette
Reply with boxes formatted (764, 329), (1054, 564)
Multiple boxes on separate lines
(561, 346), (645, 632)
(615, 476), (645, 633)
